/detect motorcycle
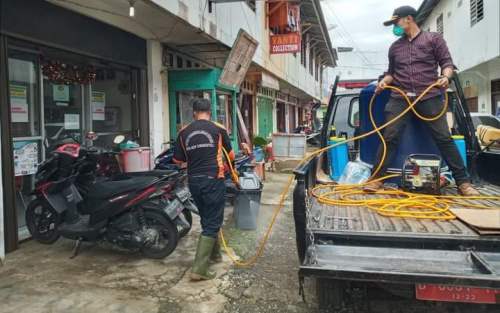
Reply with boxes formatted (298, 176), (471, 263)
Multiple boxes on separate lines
(26, 130), (196, 259)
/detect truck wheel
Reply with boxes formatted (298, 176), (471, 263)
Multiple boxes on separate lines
(316, 278), (347, 310)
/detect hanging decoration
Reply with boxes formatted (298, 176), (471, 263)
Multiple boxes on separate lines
(42, 60), (97, 85)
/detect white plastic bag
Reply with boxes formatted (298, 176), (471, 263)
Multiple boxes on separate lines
(338, 160), (372, 184)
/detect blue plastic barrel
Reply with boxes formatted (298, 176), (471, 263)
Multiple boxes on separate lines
(328, 136), (348, 181)
(452, 135), (467, 168)
(359, 83), (441, 170)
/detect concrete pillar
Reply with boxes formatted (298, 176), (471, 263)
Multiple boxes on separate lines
(147, 40), (167, 159)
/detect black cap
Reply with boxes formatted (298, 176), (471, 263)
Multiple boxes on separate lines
(192, 98), (211, 112)
(383, 6), (418, 26)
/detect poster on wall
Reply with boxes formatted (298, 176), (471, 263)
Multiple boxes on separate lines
(13, 141), (39, 176)
(92, 91), (106, 121)
(64, 114), (80, 130)
(53, 84), (70, 102)
(10, 84), (29, 123)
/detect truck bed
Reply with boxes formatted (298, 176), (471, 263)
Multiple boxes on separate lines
(308, 184), (500, 240)
(301, 183), (500, 288)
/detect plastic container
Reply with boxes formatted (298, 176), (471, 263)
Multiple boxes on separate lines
(338, 160), (372, 184)
(452, 135), (467, 168)
(120, 147), (151, 172)
(328, 136), (349, 181)
(253, 147), (265, 162)
(234, 172), (262, 230)
(234, 189), (262, 230)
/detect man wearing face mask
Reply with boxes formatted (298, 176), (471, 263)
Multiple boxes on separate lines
(363, 6), (480, 196)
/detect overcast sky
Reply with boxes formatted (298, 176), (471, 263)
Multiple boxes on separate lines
(321, 0), (424, 80)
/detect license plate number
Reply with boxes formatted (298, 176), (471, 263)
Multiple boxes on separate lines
(416, 284), (500, 304)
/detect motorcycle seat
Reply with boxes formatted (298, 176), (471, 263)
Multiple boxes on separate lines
(88, 176), (158, 199)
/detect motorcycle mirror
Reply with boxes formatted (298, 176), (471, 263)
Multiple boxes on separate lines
(113, 135), (125, 144)
(86, 131), (98, 141)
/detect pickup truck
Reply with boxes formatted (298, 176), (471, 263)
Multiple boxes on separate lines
(293, 75), (500, 310)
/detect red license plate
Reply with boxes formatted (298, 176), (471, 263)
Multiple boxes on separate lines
(416, 283), (500, 304)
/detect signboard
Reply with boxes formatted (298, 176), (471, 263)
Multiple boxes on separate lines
(13, 141), (39, 176)
(270, 33), (301, 54)
(269, 2), (301, 55)
(92, 91), (106, 121)
(219, 29), (258, 88)
(10, 84), (29, 123)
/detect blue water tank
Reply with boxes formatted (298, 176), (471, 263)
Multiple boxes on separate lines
(359, 83), (442, 178)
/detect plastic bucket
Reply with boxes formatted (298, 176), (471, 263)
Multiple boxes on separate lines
(120, 148), (151, 172)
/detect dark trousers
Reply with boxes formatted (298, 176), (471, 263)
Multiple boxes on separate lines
(188, 176), (225, 238)
(372, 96), (470, 186)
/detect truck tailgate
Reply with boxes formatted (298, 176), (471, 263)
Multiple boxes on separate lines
(301, 245), (500, 288)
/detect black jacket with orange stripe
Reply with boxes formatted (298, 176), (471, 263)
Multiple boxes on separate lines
(173, 119), (234, 179)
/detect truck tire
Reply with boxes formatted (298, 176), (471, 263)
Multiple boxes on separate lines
(316, 278), (347, 310)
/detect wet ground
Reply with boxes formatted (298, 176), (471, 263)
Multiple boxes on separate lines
(0, 172), (499, 313)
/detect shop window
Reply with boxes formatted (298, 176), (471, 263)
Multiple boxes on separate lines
(177, 56), (183, 68)
(8, 55), (41, 138)
(91, 68), (135, 148)
(309, 48), (314, 75)
(300, 37), (306, 68)
(8, 52), (42, 239)
(436, 13), (443, 35)
(216, 93), (232, 134)
(176, 90), (211, 131)
(470, 0), (484, 26)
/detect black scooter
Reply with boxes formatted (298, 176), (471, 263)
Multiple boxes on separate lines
(26, 131), (196, 259)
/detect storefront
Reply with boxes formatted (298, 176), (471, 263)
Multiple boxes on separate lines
(1, 0), (149, 252)
(168, 68), (239, 150)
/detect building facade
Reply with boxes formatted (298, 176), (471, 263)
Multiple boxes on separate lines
(0, 0), (335, 255)
(418, 0), (500, 115)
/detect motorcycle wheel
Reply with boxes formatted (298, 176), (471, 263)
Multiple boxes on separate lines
(141, 210), (178, 259)
(25, 199), (61, 244)
(177, 209), (193, 238)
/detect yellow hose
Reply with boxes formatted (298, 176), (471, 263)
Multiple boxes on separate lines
(218, 82), (500, 267)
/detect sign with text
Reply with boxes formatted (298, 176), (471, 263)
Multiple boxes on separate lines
(270, 33), (301, 54)
(269, 2), (301, 54)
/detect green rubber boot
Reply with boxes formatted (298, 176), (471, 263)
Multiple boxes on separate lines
(190, 235), (217, 281)
(210, 239), (223, 263)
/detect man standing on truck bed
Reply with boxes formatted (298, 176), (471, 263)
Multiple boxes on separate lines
(173, 98), (235, 281)
(364, 5), (480, 196)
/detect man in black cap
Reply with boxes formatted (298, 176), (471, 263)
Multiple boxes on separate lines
(364, 6), (480, 196)
(173, 98), (235, 281)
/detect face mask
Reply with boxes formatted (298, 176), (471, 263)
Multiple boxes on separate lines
(393, 24), (405, 37)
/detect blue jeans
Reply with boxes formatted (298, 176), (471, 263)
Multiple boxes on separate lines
(188, 176), (225, 238)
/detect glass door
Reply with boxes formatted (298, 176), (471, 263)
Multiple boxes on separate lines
(43, 79), (84, 150)
(8, 51), (42, 240)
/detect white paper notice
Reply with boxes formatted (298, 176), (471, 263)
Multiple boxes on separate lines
(64, 114), (80, 130)
(13, 141), (39, 176)
(10, 85), (29, 123)
(92, 91), (106, 121)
